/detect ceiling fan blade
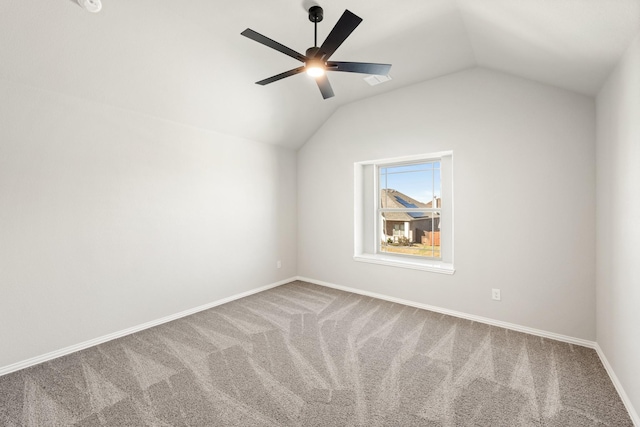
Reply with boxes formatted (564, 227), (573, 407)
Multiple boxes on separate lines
(315, 10), (362, 61)
(326, 61), (392, 75)
(316, 74), (335, 99)
(256, 66), (306, 85)
(241, 29), (307, 63)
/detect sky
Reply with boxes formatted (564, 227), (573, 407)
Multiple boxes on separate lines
(379, 161), (441, 205)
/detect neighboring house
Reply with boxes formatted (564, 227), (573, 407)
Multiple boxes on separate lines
(380, 189), (440, 244)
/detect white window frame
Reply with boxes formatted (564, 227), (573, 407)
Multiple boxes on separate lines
(354, 151), (455, 274)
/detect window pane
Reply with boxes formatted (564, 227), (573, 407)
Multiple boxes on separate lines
(380, 211), (441, 259)
(379, 162), (441, 209)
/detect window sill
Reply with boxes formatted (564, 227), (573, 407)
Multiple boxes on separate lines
(353, 253), (455, 275)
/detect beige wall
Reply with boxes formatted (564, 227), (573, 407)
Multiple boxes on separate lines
(298, 67), (596, 340)
(596, 33), (640, 422)
(0, 78), (298, 368)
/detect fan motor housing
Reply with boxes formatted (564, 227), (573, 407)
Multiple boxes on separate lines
(306, 47), (321, 58)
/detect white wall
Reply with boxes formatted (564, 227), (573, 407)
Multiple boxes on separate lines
(596, 33), (640, 418)
(298, 68), (596, 340)
(0, 78), (297, 368)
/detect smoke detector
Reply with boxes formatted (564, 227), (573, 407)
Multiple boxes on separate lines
(77, 0), (102, 13)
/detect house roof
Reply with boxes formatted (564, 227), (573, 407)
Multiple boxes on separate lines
(1, 1), (638, 149)
(381, 189), (440, 222)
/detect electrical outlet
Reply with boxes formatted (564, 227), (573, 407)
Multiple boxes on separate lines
(492, 289), (501, 301)
(277, 261), (282, 269)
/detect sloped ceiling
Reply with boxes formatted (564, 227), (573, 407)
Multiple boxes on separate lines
(1, 0), (638, 149)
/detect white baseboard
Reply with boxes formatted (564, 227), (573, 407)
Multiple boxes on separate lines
(594, 344), (640, 427)
(0, 277), (296, 377)
(296, 276), (596, 348)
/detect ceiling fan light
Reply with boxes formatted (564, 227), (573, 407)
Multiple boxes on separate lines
(306, 66), (325, 77)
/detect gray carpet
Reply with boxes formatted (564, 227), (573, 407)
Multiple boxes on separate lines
(0, 280), (633, 426)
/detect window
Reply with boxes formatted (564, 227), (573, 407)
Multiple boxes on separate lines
(354, 152), (454, 274)
(379, 161), (441, 259)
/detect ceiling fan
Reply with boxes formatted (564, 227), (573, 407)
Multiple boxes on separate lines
(241, 6), (392, 100)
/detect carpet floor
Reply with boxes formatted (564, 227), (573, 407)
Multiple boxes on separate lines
(0, 280), (633, 426)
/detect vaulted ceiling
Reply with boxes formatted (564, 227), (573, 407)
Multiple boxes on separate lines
(1, 0), (639, 149)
